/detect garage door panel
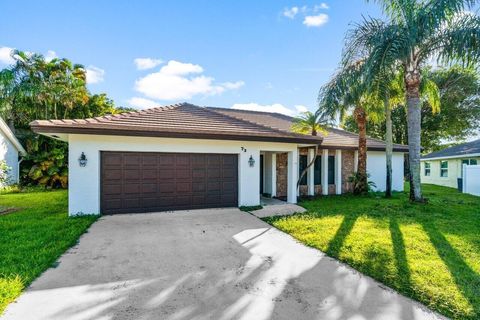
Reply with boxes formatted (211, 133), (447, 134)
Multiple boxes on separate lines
(175, 154), (190, 166)
(142, 154), (157, 165)
(158, 182), (174, 193)
(103, 184), (122, 195)
(101, 152), (238, 214)
(159, 154), (175, 165)
(175, 169), (191, 179)
(159, 169), (175, 179)
(141, 183), (157, 193)
(124, 154), (141, 166)
(103, 169), (122, 180)
(103, 153), (122, 166)
(192, 182), (206, 192)
(142, 169), (157, 179)
(176, 182), (192, 193)
(207, 181), (220, 192)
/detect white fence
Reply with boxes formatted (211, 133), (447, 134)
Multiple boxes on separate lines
(462, 164), (480, 196)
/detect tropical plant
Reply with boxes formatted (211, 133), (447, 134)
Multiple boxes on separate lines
(342, 66), (479, 153)
(319, 60), (383, 194)
(347, 171), (377, 193)
(291, 110), (331, 136)
(0, 50), (123, 188)
(0, 161), (12, 186)
(375, 69), (440, 197)
(291, 110), (332, 188)
(343, 0), (480, 202)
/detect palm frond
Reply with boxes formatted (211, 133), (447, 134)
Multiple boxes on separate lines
(433, 11), (480, 66)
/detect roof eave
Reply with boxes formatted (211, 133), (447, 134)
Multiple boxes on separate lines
(31, 125), (323, 145)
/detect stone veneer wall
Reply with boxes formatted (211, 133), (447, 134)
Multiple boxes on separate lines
(342, 150), (355, 193)
(276, 153), (288, 198)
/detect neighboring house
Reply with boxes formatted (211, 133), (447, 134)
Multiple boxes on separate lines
(31, 103), (408, 216)
(0, 117), (26, 185)
(421, 139), (480, 189)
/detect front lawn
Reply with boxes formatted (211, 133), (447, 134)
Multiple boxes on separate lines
(0, 189), (97, 314)
(264, 184), (480, 320)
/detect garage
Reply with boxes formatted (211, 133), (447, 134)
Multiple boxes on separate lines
(101, 151), (238, 214)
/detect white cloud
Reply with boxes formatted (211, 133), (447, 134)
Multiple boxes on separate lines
(0, 46), (15, 65)
(283, 6), (299, 19)
(85, 66), (105, 84)
(231, 103), (307, 116)
(134, 60), (243, 100)
(222, 81), (245, 90)
(314, 3), (329, 10)
(128, 97), (159, 109)
(45, 50), (57, 62)
(303, 14), (329, 27)
(134, 58), (163, 70)
(160, 60), (203, 75)
(295, 105), (309, 113)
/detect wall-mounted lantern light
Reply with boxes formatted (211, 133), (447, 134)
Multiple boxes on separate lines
(78, 152), (87, 167)
(248, 155), (255, 167)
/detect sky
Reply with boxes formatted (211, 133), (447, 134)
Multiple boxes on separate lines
(1, 1), (383, 116)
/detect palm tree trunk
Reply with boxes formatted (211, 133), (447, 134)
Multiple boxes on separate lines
(385, 97), (393, 198)
(354, 106), (368, 194)
(405, 67), (424, 202)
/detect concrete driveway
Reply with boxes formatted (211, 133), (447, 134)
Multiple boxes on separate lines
(2, 208), (444, 320)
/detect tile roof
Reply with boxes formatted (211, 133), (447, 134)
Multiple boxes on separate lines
(422, 139), (480, 159)
(31, 102), (409, 151)
(211, 107), (409, 151)
(30, 103), (323, 144)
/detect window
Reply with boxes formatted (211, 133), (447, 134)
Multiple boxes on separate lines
(314, 156), (321, 184)
(311, 155), (335, 185)
(461, 159), (478, 179)
(328, 156), (335, 184)
(424, 162), (431, 176)
(299, 155), (308, 185)
(462, 159), (478, 165)
(440, 161), (448, 177)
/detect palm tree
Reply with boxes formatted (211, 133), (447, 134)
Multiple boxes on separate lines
(343, 0), (480, 202)
(379, 70), (440, 197)
(291, 110), (330, 136)
(291, 110), (331, 188)
(319, 60), (382, 194)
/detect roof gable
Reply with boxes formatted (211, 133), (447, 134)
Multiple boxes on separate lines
(0, 117), (26, 155)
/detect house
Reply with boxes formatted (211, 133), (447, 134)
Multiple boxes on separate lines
(0, 117), (26, 186)
(421, 139), (480, 189)
(30, 103), (408, 215)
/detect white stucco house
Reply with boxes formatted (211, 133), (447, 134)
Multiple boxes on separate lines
(31, 103), (408, 216)
(421, 139), (480, 190)
(0, 117), (26, 186)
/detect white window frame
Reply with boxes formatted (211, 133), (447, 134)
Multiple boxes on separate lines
(424, 162), (431, 176)
(440, 160), (448, 178)
(462, 158), (478, 166)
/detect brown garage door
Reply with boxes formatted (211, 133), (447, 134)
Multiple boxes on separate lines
(101, 152), (238, 214)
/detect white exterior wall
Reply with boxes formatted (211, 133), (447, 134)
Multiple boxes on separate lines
(68, 134), (299, 215)
(367, 151), (404, 192)
(0, 129), (19, 185)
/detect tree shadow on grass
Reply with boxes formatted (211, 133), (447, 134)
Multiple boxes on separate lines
(389, 216), (412, 292)
(421, 221), (479, 319)
(325, 214), (359, 257)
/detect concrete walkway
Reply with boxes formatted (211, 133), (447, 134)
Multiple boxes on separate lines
(2, 208), (445, 320)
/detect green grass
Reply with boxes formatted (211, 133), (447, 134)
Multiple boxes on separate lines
(264, 184), (480, 320)
(0, 189), (97, 314)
